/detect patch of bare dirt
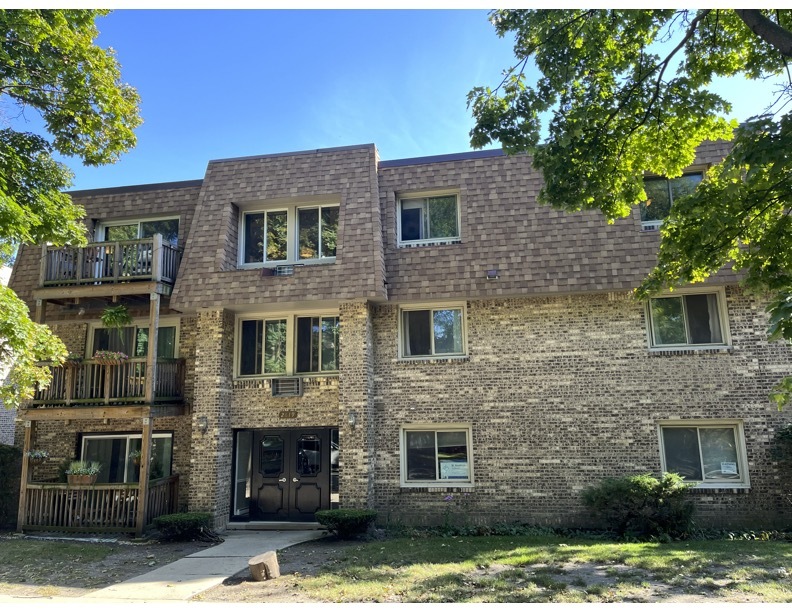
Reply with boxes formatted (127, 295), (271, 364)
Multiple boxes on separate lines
(0, 533), (215, 599)
(195, 538), (358, 603)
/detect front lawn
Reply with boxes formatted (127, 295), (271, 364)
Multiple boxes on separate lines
(198, 533), (792, 603)
(0, 535), (211, 598)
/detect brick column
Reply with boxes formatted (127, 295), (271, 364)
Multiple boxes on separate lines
(338, 300), (375, 508)
(189, 308), (235, 529)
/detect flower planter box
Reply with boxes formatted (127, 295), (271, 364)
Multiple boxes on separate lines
(94, 358), (126, 366)
(67, 474), (98, 486)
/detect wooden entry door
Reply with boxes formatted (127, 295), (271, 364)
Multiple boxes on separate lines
(251, 428), (331, 521)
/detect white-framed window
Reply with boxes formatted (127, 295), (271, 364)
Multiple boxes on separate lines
(640, 172), (703, 230)
(81, 432), (173, 484)
(646, 289), (729, 349)
(88, 317), (180, 359)
(239, 202), (339, 267)
(400, 424), (473, 487)
(399, 304), (465, 358)
(236, 313), (339, 377)
(658, 421), (749, 488)
(397, 192), (460, 246)
(98, 217), (180, 246)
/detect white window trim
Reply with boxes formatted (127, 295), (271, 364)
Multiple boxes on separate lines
(237, 201), (340, 269)
(396, 189), (461, 247)
(657, 420), (750, 489)
(87, 316), (181, 359)
(639, 169), (705, 230)
(235, 311), (340, 378)
(645, 287), (731, 351)
(96, 216), (181, 243)
(81, 432), (173, 484)
(398, 302), (467, 360)
(400, 423), (474, 488)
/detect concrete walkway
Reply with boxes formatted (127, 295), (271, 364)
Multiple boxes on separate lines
(78, 530), (326, 602)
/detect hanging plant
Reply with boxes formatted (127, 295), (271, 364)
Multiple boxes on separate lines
(101, 304), (132, 345)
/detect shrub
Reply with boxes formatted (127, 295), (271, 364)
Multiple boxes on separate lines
(582, 472), (695, 539)
(315, 509), (378, 539)
(154, 512), (213, 541)
(0, 444), (22, 528)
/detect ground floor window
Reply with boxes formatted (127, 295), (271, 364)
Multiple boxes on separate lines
(659, 422), (748, 487)
(81, 433), (173, 484)
(400, 425), (473, 486)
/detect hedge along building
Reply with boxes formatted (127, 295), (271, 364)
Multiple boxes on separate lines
(9, 142), (792, 535)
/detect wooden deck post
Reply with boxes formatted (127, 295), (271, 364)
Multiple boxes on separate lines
(144, 292), (160, 404)
(135, 416), (153, 536)
(151, 234), (163, 283)
(136, 291), (160, 536)
(39, 244), (48, 287)
(16, 420), (34, 531)
(34, 298), (46, 324)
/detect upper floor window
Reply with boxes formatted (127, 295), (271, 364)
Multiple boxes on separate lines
(647, 290), (727, 349)
(101, 218), (180, 246)
(237, 314), (339, 376)
(398, 194), (460, 245)
(400, 305), (465, 358)
(640, 172), (702, 230)
(90, 320), (179, 359)
(241, 204), (339, 267)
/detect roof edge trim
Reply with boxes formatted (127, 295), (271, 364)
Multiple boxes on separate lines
(67, 179), (204, 197)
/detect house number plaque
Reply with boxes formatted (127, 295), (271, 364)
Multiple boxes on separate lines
(278, 410), (298, 419)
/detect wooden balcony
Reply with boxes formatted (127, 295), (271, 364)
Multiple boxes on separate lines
(33, 234), (182, 300)
(20, 475), (179, 533)
(22, 358), (186, 420)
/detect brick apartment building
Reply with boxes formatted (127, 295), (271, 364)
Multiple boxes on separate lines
(9, 143), (792, 534)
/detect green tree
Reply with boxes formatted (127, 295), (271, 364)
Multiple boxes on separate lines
(0, 9), (141, 407)
(468, 9), (792, 407)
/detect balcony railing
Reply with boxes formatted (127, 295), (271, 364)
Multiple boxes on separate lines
(21, 475), (179, 533)
(32, 358), (185, 406)
(40, 235), (182, 288)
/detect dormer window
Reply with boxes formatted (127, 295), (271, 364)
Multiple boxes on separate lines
(240, 203), (339, 267)
(640, 172), (702, 230)
(397, 192), (460, 246)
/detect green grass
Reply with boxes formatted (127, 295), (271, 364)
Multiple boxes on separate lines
(292, 535), (792, 603)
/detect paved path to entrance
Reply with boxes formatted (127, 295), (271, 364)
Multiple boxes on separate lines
(80, 530), (326, 602)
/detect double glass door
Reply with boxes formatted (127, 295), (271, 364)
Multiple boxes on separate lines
(249, 428), (332, 521)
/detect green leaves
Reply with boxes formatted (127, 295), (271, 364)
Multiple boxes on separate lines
(0, 10), (141, 407)
(0, 286), (66, 409)
(471, 9), (792, 408)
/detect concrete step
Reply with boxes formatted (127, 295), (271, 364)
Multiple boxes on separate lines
(226, 521), (324, 531)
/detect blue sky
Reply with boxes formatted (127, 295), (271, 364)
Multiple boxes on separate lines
(8, 10), (788, 190)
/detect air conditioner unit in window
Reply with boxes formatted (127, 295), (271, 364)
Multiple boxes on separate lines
(641, 220), (663, 231)
(271, 377), (303, 397)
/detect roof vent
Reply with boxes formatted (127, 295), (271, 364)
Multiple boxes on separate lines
(271, 377), (303, 397)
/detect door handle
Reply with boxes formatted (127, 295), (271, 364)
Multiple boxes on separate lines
(292, 477), (300, 483)
(278, 478), (287, 483)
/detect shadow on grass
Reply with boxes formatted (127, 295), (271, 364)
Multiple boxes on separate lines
(299, 535), (792, 602)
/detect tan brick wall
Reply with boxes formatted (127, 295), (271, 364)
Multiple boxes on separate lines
(189, 309), (235, 528)
(370, 287), (792, 528)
